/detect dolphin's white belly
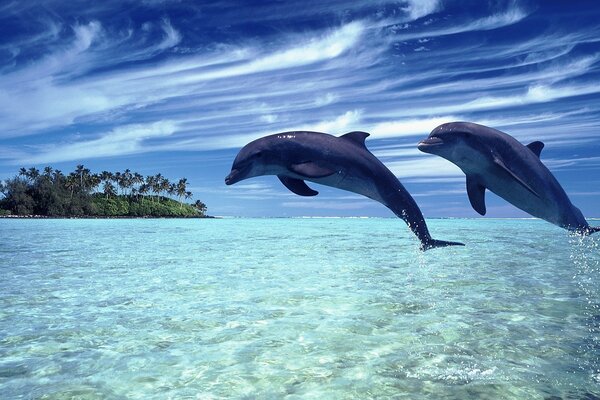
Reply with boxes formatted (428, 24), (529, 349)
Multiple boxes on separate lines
(484, 173), (563, 224)
(312, 170), (384, 204)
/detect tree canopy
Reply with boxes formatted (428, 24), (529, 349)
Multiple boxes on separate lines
(0, 165), (208, 218)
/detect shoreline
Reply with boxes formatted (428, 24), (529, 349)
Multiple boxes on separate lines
(0, 214), (216, 219)
(1, 215), (597, 221)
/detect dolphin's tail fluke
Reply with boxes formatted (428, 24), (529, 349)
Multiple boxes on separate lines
(421, 239), (465, 251)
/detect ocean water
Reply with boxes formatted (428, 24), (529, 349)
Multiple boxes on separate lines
(1, 218), (599, 400)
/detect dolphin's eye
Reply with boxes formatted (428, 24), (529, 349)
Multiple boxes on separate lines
(255, 151), (263, 158)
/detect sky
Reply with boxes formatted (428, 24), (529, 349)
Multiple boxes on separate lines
(1, 0), (599, 218)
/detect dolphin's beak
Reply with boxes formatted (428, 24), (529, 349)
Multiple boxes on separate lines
(417, 136), (444, 153)
(225, 169), (240, 185)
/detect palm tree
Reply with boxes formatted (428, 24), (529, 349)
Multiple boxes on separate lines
(160, 177), (170, 201)
(65, 175), (77, 200)
(89, 174), (101, 193)
(193, 200), (207, 215)
(74, 164), (93, 193)
(27, 167), (40, 182)
(152, 174), (163, 201)
(167, 183), (176, 199)
(139, 183), (150, 202)
(121, 169), (133, 197)
(52, 170), (64, 186)
(39, 167), (53, 186)
(113, 172), (122, 195)
(176, 178), (188, 208)
(145, 175), (156, 201)
(74, 165), (85, 186)
(131, 172), (144, 200)
(103, 181), (116, 199)
(99, 171), (113, 185)
(133, 172), (143, 187)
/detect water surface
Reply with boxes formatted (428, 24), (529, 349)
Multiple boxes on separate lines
(1, 218), (599, 399)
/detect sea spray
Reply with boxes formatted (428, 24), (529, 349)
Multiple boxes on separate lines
(569, 233), (600, 387)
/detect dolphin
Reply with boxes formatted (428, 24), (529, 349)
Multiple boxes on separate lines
(225, 131), (464, 251)
(418, 121), (600, 235)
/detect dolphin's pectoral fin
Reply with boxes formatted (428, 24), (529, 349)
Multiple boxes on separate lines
(340, 131), (370, 147)
(492, 155), (541, 198)
(290, 162), (336, 178)
(278, 176), (318, 196)
(466, 176), (487, 215)
(526, 141), (545, 158)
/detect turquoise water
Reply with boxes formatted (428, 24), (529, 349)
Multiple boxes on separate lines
(1, 218), (599, 399)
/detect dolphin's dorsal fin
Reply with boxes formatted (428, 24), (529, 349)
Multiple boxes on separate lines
(526, 141), (544, 158)
(340, 131), (370, 147)
(466, 175), (486, 215)
(278, 176), (318, 196)
(290, 162), (336, 178)
(493, 155), (540, 198)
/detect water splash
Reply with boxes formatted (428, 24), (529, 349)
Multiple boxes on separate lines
(569, 232), (600, 387)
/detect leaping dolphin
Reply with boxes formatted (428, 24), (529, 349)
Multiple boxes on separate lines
(225, 131), (464, 250)
(418, 122), (600, 235)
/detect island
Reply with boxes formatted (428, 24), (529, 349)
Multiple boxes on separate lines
(0, 165), (208, 218)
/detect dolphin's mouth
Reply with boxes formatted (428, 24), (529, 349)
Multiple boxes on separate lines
(225, 169), (240, 185)
(417, 136), (444, 152)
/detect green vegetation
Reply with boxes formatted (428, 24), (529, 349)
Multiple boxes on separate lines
(0, 165), (208, 218)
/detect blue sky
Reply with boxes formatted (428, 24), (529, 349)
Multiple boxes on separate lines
(1, 0), (599, 217)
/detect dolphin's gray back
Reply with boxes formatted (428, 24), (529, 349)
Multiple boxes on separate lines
(291, 132), (437, 245)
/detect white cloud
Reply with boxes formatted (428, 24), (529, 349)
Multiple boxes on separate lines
(310, 110), (363, 133)
(231, 183), (273, 191)
(406, 177), (465, 184)
(543, 156), (600, 170)
(221, 180), (298, 200)
(315, 93), (338, 107)
(173, 21), (365, 85)
(402, 0), (441, 20)
(412, 187), (466, 197)
(392, 6), (529, 40)
(281, 200), (374, 210)
(368, 116), (462, 138)
(71, 21), (101, 53)
(157, 18), (181, 50)
(0, 83), (114, 134)
(0, 20), (369, 139)
(22, 120), (178, 164)
(461, 83), (600, 111)
(372, 147), (422, 158)
(4, 21), (102, 88)
(409, 55), (599, 96)
(375, 83), (600, 120)
(169, 110), (366, 151)
(466, 6), (528, 31)
(387, 156), (463, 179)
(259, 114), (278, 123)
